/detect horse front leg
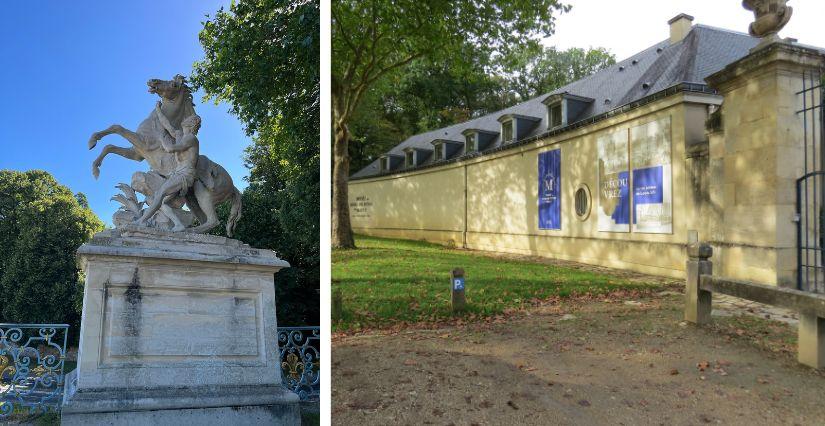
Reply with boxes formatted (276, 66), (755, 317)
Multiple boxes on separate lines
(92, 145), (145, 179)
(88, 124), (147, 150)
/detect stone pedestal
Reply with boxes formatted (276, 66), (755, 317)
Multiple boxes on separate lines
(61, 226), (300, 425)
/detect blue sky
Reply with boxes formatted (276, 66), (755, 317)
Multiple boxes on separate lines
(0, 1), (249, 225)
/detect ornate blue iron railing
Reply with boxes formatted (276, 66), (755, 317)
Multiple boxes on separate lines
(277, 326), (319, 401)
(0, 324), (68, 420)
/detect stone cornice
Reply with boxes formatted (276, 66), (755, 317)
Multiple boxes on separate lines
(706, 41), (825, 89)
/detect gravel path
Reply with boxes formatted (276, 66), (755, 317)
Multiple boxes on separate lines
(332, 293), (825, 425)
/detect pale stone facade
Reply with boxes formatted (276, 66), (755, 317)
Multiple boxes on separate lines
(348, 23), (825, 286)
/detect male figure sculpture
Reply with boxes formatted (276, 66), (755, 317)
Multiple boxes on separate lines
(135, 102), (201, 230)
(87, 74), (243, 236)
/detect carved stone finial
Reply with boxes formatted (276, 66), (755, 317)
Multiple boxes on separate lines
(743, 0), (793, 39)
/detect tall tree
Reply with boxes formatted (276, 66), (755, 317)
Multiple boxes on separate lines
(502, 45), (616, 101)
(0, 170), (104, 328)
(192, 0), (320, 325)
(332, 0), (571, 248)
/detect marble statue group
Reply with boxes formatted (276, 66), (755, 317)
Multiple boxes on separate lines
(87, 74), (242, 236)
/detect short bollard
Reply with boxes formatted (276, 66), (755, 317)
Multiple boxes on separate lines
(451, 268), (466, 312)
(332, 288), (343, 322)
(685, 241), (713, 324)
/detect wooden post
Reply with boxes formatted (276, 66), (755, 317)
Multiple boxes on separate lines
(331, 288), (343, 322)
(451, 268), (466, 312)
(685, 241), (713, 324)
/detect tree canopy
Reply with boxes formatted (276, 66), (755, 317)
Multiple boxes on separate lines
(0, 170), (104, 327)
(347, 45), (616, 173)
(193, 0), (319, 326)
(331, 0), (572, 248)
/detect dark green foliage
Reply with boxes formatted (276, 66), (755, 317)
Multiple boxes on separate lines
(502, 45), (616, 101)
(0, 170), (104, 329)
(193, 0), (319, 325)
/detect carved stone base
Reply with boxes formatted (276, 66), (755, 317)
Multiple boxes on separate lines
(61, 376), (300, 425)
(62, 227), (299, 425)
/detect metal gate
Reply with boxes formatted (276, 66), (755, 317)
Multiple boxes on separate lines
(796, 69), (825, 292)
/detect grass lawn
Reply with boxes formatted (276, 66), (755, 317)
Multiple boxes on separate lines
(332, 235), (668, 331)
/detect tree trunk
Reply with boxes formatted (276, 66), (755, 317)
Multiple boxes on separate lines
(331, 106), (356, 249)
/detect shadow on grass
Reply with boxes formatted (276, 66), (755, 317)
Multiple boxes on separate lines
(333, 235), (664, 331)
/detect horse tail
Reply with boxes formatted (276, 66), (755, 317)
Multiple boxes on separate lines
(226, 187), (242, 238)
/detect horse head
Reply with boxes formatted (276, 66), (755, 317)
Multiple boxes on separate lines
(147, 74), (195, 130)
(147, 74), (192, 103)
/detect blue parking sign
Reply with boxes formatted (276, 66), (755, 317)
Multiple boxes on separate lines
(453, 277), (465, 291)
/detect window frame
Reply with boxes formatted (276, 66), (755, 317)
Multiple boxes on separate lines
(549, 102), (563, 128)
(574, 184), (592, 221)
(501, 120), (514, 144)
(465, 133), (475, 152)
(434, 143), (444, 161)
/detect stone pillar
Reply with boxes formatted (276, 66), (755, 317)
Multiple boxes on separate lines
(685, 242), (713, 324)
(61, 226), (300, 425)
(798, 312), (825, 369)
(706, 42), (825, 287)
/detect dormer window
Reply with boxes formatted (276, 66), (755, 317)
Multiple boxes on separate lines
(542, 92), (595, 128)
(430, 139), (463, 162)
(401, 147), (432, 168)
(462, 129), (497, 153)
(378, 154), (404, 172)
(501, 120), (514, 143)
(497, 114), (541, 144)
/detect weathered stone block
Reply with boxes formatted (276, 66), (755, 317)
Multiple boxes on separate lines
(798, 313), (825, 369)
(62, 226), (300, 425)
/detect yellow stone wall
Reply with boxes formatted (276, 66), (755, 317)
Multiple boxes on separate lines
(350, 94), (709, 278)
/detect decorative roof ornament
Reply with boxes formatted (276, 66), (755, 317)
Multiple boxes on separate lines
(742, 0), (793, 40)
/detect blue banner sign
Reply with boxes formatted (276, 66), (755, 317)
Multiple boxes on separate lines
(632, 165), (663, 224)
(538, 149), (561, 230)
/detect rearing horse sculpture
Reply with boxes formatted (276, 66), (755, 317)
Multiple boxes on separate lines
(88, 74), (242, 236)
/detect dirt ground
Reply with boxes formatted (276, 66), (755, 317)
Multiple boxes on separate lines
(332, 292), (825, 425)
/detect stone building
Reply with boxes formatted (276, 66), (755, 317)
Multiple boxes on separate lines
(347, 13), (825, 288)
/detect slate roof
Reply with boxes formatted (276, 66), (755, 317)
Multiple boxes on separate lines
(352, 24), (761, 179)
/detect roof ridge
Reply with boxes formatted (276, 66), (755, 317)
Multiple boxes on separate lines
(693, 23), (752, 38)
